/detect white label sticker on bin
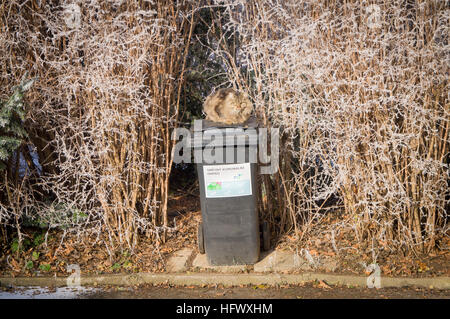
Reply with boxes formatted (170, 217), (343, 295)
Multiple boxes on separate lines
(203, 163), (252, 198)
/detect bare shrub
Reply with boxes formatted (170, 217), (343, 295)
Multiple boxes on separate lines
(0, 0), (197, 251)
(212, 0), (449, 255)
(1, 0), (447, 258)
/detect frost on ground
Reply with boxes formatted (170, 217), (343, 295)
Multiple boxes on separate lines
(0, 285), (101, 299)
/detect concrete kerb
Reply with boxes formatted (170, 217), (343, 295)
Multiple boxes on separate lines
(2, 249), (448, 289)
(1, 273), (449, 290)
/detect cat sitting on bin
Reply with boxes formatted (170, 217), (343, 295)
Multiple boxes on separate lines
(203, 88), (253, 125)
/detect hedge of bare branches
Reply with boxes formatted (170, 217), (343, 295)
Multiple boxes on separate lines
(213, 0), (449, 255)
(0, 0), (197, 252)
(1, 0), (448, 258)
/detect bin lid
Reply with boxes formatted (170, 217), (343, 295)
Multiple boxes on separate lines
(195, 116), (259, 130)
(191, 116), (259, 148)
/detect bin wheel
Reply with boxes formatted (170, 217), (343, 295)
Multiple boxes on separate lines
(197, 223), (205, 254)
(262, 221), (270, 251)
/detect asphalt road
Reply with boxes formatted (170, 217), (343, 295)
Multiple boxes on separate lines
(1, 284), (449, 299)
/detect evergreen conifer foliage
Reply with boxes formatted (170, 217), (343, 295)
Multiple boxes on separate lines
(0, 74), (35, 170)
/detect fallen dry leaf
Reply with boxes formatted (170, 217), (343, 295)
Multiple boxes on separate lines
(254, 284), (269, 290)
(10, 258), (21, 272)
(382, 265), (392, 275)
(317, 280), (331, 289)
(322, 251), (336, 257)
(309, 249), (319, 256)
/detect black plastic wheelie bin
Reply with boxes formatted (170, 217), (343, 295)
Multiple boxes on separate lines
(193, 117), (266, 266)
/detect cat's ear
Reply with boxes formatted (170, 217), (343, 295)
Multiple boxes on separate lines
(240, 91), (251, 102)
(228, 90), (238, 99)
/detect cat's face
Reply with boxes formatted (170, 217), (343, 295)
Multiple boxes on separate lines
(224, 92), (242, 115)
(239, 95), (252, 114)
